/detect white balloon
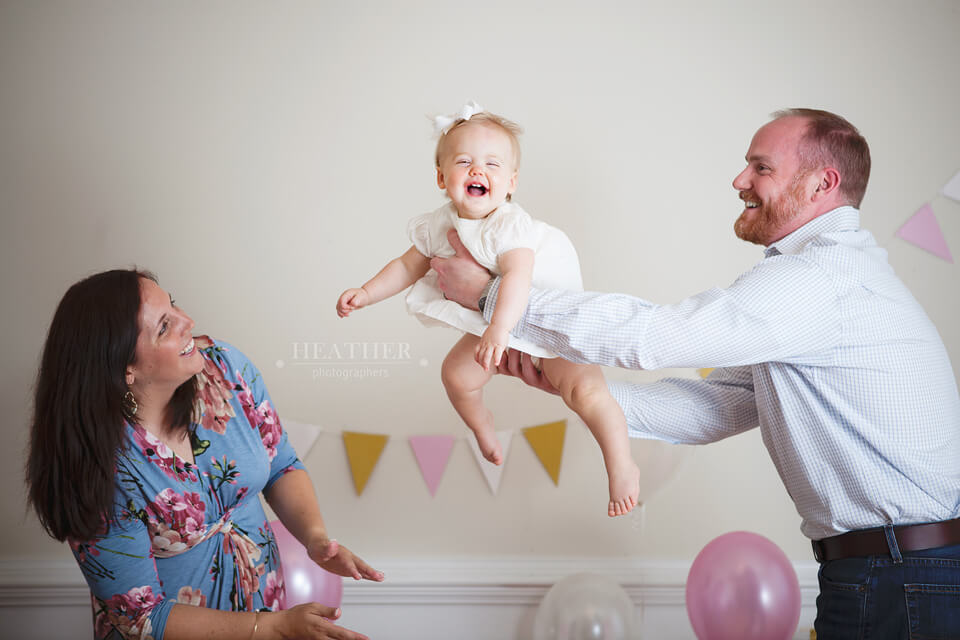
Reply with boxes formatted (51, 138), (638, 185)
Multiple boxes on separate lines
(534, 573), (638, 640)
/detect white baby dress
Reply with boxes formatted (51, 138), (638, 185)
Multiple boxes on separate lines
(404, 201), (583, 358)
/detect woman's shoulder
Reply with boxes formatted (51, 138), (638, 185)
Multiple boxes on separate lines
(195, 336), (258, 374)
(196, 335), (233, 358)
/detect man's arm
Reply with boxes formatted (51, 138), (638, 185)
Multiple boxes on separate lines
(433, 229), (764, 443)
(610, 366), (759, 443)
(477, 255), (841, 371)
(497, 351), (759, 444)
(434, 230), (842, 372)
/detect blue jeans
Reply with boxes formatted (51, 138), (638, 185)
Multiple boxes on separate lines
(815, 541), (960, 639)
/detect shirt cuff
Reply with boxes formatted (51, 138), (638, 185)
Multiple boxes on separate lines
(479, 276), (499, 321)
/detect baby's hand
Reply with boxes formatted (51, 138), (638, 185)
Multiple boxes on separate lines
(476, 324), (510, 371)
(337, 288), (369, 317)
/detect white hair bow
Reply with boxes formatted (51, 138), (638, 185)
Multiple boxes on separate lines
(432, 100), (484, 136)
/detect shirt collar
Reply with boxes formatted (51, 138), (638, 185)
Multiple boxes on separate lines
(764, 206), (860, 257)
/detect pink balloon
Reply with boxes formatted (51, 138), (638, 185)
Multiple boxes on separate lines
(686, 531), (801, 640)
(270, 520), (343, 610)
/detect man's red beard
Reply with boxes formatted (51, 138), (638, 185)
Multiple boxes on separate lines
(735, 173), (808, 245)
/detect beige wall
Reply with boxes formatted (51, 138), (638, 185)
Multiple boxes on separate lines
(2, 0), (958, 572)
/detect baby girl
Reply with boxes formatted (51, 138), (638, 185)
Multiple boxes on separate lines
(337, 103), (640, 516)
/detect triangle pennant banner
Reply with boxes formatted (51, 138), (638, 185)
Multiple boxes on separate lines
(523, 420), (566, 486)
(942, 169), (960, 202)
(342, 431), (388, 495)
(468, 430), (514, 495)
(895, 203), (954, 263)
(281, 420), (324, 462)
(408, 435), (456, 497)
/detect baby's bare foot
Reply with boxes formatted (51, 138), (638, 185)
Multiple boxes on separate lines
(474, 424), (503, 466)
(607, 459), (641, 517)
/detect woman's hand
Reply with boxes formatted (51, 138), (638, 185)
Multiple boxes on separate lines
(263, 605), (369, 640)
(477, 324), (509, 371)
(336, 288), (369, 318)
(307, 536), (385, 582)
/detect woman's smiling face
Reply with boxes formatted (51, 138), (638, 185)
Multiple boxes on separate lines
(125, 278), (203, 394)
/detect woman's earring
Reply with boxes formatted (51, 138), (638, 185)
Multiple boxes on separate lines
(123, 390), (138, 417)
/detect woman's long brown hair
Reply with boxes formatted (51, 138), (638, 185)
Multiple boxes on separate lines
(26, 268), (197, 542)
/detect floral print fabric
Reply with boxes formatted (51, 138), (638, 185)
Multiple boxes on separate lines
(71, 337), (305, 639)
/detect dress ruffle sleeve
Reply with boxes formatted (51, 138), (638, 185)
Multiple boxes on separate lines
(407, 211), (438, 258)
(484, 204), (538, 256)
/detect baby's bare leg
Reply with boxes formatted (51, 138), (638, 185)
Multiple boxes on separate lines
(441, 334), (501, 464)
(540, 358), (640, 517)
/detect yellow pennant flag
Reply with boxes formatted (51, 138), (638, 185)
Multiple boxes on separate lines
(698, 368), (714, 378)
(523, 420), (566, 486)
(342, 431), (388, 495)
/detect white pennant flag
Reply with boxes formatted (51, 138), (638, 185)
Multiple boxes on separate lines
(282, 420), (324, 461)
(467, 430), (514, 495)
(943, 169), (960, 202)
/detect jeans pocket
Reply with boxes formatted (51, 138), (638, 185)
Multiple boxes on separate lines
(904, 583), (960, 640)
(815, 569), (868, 640)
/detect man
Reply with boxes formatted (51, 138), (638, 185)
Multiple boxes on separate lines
(433, 109), (960, 638)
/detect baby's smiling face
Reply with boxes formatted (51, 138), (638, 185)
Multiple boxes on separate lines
(436, 121), (518, 220)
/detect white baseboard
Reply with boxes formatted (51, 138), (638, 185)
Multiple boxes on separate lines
(0, 556), (820, 639)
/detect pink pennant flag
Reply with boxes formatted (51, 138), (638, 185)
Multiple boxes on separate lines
(408, 435), (456, 497)
(895, 203), (954, 263)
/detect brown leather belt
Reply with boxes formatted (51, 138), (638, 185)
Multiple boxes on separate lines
(812, 517), (960, 563)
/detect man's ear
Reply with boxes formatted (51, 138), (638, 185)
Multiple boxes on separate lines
(812, 167), (841, 200)
(436, 167), (446, 190)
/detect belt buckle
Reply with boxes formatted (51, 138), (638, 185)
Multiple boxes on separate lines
(811, 539), (824, 563)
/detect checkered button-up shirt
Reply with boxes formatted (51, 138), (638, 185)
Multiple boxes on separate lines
(484, 206), (960, 539)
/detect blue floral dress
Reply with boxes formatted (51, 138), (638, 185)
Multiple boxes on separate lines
(70, 337), (305, 639)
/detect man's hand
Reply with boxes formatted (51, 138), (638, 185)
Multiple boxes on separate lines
(432, 228), (491, 310)
(496, 348), (560, 396)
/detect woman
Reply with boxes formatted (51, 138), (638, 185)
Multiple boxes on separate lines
(26, 269), (382, 640)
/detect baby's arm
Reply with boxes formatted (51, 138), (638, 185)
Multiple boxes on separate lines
(337, 245), (431, 317)
(476, 247), (534, 370)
